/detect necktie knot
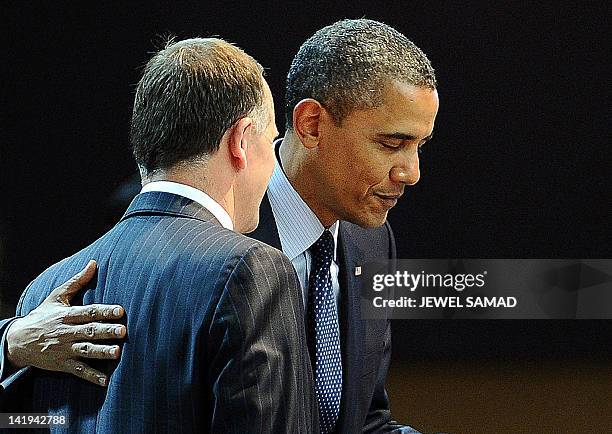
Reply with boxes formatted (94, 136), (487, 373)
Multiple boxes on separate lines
(311, 230), (334, 270)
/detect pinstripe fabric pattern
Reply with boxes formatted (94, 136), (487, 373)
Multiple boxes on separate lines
(4, 191), (317, 433)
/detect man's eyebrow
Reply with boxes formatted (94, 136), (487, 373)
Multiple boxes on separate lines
(376, 132), (434, 142)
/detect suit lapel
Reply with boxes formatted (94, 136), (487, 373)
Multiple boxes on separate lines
(336, 222), (366, 433)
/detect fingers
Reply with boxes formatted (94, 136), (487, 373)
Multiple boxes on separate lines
(48, 260), (98, 305)
(71, 342), (121, 360)
(72, 323), (126, 340)
(73, 260), (98, 286)
(63, 358), (109, 387)
(63, 304), (125, 324)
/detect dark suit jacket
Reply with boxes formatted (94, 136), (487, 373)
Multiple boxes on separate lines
(1, 191), (318, 433)
(250, 194), (418, 434)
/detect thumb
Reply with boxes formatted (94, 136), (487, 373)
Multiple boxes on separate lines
(47, 260), (97, 306)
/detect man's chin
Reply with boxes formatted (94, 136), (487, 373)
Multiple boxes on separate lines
(240, 216), (260, 234)
(350, 210), (389, 228)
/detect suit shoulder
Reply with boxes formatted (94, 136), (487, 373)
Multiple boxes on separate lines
(232, 237), (293, 272)
(340, 220), (393, 245)
(187, 228), (294, 284)
(340, 220), (395, 260)
(220, 237), (301, 318)
(213, 227), (288, 260)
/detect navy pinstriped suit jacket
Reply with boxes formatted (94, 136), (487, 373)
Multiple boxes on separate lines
(2, 191), (318, 433)
(251, 194), (419, 434)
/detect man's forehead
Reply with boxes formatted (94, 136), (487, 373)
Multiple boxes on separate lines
(341, 85), (437, 140)
(382, 79), (438, 103)
(379, 82), (438, 129)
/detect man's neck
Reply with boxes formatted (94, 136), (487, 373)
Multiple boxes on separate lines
(142, 165), (236, 228)
(278, 134), (337, 227)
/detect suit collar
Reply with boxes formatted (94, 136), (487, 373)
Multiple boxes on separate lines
(120, 191), (222, 227)
(140, 181), (233, 230)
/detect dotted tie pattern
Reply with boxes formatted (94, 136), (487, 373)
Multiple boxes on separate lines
(307, 230), (342, 434)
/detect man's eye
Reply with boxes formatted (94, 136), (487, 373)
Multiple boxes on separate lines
(379, 142), (400, 150)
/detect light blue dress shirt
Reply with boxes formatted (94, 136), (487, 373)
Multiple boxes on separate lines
(267, 158), (340, 309)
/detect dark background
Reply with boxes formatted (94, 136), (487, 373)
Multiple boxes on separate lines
(2, 2), (610, 432)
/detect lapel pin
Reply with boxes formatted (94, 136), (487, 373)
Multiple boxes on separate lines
(355, 266), (362, 276)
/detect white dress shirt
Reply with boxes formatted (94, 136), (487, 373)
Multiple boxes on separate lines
(267, 159), (340, 309)
(141, 181), (233, 230)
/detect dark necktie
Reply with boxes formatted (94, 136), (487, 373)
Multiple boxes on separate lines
(307, 230), (342, 434)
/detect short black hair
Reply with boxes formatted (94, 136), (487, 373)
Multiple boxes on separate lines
(285, 19), (436, 128)
(131, 38), (267, 174)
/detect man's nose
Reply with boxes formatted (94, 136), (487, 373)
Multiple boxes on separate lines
(390, 153), (420, 185)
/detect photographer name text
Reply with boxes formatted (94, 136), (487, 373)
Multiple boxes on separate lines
(372, 296), (517, 309)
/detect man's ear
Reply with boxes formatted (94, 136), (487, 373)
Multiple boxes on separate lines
(293, 98), (324, 149)
(226, 117), (253, 170)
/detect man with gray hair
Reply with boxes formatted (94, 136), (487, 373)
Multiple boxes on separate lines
(2, 38), (317, 433)
(250, 19), (439, 433)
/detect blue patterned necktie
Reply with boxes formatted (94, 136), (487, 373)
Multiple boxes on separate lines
(307, 229), (343, 434)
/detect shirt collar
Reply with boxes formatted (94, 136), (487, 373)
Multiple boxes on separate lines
(267, 142), (338, 261)
(141, 181), (234, 230)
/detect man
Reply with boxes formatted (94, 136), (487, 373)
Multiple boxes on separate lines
(248, 19), (439, 433)
(3, 38), (317, 433)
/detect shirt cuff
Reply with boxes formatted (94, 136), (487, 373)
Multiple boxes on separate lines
(0, 318), (30, 392)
